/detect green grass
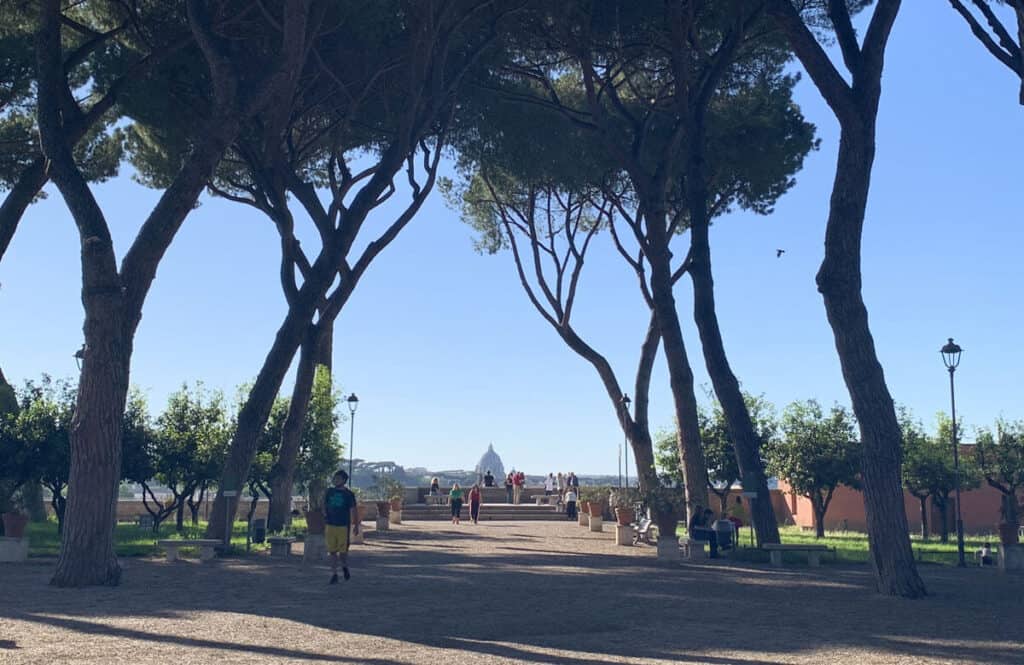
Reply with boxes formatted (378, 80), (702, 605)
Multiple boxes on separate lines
(25, 517), (307, 558)
(676, 525), (993, 566)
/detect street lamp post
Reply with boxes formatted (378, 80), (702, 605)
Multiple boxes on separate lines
(940, 338), (966, 568)
(620, 393), (632, 489)
(73, 344), (86, 371)
(346, 393), (359, 482)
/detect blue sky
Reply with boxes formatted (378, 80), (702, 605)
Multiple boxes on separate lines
(2, 3), (1022, 475)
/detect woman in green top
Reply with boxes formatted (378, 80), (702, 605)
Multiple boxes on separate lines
(449, 483), (464, 524)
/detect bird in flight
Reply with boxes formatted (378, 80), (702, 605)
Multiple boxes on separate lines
(776, 249), (785, 258)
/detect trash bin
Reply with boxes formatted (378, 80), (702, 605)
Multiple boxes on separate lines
(712, 519), (735, 550)
(251, 518), (267, 544)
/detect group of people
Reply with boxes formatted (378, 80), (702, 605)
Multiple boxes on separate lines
(687, 496), (748, 559)
(429, 476), (484, 525)
(499, 470), (581, 506)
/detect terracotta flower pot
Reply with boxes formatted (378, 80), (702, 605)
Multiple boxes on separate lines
(304, 510), (325, 535)
(389, 498), (403, 512)
(2, 512), (28, 539)
(615, 508), (632, 526)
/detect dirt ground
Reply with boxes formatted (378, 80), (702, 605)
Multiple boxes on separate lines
(1, 520), (1021, 665)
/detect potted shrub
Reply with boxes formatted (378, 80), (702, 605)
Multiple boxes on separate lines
(644, 483), (687, 562)
(2, 510), (28, 539)
(609, 489), (637, 526)
(1, 508), (28, 541)
(578, 486), (610, 520)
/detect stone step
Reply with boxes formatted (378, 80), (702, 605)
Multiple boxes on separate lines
(399, 512), (569, 522)
(400, 503), (566, 521)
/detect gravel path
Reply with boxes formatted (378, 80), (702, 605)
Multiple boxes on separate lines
(1, 520), (1021, 664)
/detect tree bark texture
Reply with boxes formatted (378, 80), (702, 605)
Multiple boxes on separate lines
(267, 322), (327, 532)
(811, 492), (827, 539)
(206, 240), (364, 540)
(36, 0), (259, 585)
(52, 304), (131, 586)
(934, 495), (950, 543)
(685, 117), (780, 546)
(915, 495), (928, 540)
(818, 119), (926, 597)
(0, 159), (47, 264)
(205, 301), (316, 541)
(646, 216), (709, 523)
(767, 0), (923, 599)
(206, 132), (430, 539)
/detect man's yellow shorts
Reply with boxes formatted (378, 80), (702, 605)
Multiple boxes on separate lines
(325, 525), (350, 553)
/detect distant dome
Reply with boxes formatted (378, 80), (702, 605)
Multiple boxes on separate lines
(475, 443), (505, 479)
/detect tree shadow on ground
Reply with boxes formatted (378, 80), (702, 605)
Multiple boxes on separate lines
(2, 523), (1022, 664)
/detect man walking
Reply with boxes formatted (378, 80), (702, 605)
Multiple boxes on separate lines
(325, 469), (359, 584)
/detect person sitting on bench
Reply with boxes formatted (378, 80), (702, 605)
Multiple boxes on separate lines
(978, 542), (994, 566)
(688, 507), (719, 559)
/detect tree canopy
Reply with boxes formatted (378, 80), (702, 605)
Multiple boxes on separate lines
(765, 399), (860, 537)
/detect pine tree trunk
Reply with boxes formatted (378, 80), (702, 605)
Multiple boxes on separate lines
(685, 118), (780, 546)
(51, 307), (129, 587)
(0, 159), (47, 263)
(267, 324), (322, 532)
(819, 118), (926, 597)
(205, 299), (320, 540)
(645, 211), (708, 523)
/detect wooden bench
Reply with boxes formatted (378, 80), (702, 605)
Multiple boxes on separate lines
(135, 514), (154, 530)
(267, 536), (296, 557)
(762, 543), (833, 567)
(157, 539), (220, 562)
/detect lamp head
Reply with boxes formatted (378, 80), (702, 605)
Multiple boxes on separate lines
(621, 393), (631, 409)
(940, 338), (962, 371)
(346, 392), (359, 414)
(73, 344), (86, 371)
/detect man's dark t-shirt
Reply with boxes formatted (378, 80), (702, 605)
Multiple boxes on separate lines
(325, 487), (357, 527)
(688, 511), (707, 532)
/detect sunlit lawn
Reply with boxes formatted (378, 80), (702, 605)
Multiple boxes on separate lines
(677, 525), (993, 566)
(24, 518), (992, 566)
(26, 517), (309, 558)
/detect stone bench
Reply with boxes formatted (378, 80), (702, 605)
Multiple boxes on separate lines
(268, 536), (296, 558)
(424, 495), (448, 506)
(533, 495), (560, 506)
(762, 543), (832, 567)
(682, 537), (708, 560)
(157, 539), (220, 562)
(0, 536), (29, 562)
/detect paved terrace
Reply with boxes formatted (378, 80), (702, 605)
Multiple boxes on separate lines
(0, 521), (1021, 664)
